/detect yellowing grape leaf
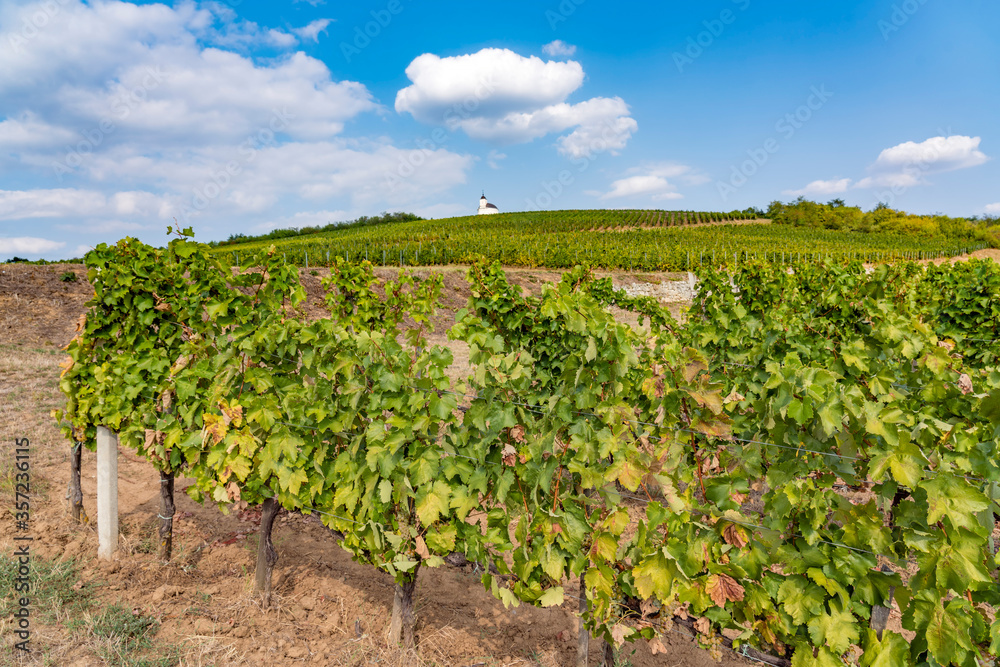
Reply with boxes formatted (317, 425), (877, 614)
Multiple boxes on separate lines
(276, 465), (309, 496)
(538, 586), (564, 608)
(633, 551), (676, 600)
(415, 480), (451, 526)
(807, 601), (859, 655)
(415, 535), (431, 560)
(610, 624), (635, 647)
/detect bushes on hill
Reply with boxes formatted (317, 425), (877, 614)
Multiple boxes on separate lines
(767, 198), (996, 245)
(210, 212), (423, 247)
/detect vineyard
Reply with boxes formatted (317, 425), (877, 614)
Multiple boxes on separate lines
(54, 230), (1000, 667)
(215, 210), (992, 272)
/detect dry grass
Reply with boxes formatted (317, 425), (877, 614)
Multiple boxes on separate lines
(0, 345), (67, 469)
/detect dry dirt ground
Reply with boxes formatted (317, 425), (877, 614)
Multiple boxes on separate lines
(0, 262), (750, 667)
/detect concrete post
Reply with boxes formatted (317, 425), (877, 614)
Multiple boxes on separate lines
(96, 426), (119, 560)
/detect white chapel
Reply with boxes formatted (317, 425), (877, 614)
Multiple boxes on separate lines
(477, 192), (499, 215)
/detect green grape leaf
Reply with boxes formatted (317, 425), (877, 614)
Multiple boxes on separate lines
(925, 599), (973, 665)
(921, 475), (990, 530)
(777, 576), (827, 624)
(869, 442), (925, 488)
(791, 643), (842, 667)
(859, 629), (913, 667)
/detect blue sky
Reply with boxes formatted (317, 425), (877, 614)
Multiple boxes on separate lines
(0, 0), (998, 259)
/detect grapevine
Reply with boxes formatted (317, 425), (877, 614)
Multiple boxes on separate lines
(56, 237), (1000, 665)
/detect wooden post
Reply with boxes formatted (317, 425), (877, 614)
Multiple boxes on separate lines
(869, 564), (896, 640)
(96, 426), (119, 560)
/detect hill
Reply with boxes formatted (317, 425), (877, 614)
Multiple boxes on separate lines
(213, 207), (992, 271)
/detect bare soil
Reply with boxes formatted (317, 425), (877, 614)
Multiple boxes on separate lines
(921, 247), (1000, 265)
(0, 262), (745, 667)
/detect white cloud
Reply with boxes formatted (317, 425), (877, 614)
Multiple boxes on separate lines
(783, 178), (853, 197)
(75, 140), (475, 222)
(595, 163), (702, 200)
(0, 0), (475, 247)
(854, 174), (918, 190)
(0, 237), (66, 255)
(395, 48), (636, 157)
(985, 203), (1000, 215)
(872, 135), (988, 171)
(415, 202), (471, 219)
(396, 49), (584, 123)
(293, 19), (333, 43)
(0, 0), (378, 151)
(855, 135), (989, 189)
(0, 112), (77, 149)
(487, 150), (506, 169)
(542, 40), (577, 57)
(556, 112), (637, 160)
(601, 175), (681, 200)
(0, 188), (173, 222)
(56, 220), (147, 234)
(253, 209), (350, 233)
(0, 189), (108, 219)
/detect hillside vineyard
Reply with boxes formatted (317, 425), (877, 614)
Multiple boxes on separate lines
(215, 210), (989, 271)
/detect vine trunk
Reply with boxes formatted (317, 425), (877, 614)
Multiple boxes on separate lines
(254, 496), (280, 605)
(388, 563), (420, 650)
(158, 470), (175, 562)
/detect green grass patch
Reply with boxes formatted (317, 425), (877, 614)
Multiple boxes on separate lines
(0, 554), (96, 622)
(69, 604), (180, 667)
(0, 554), (183, 666)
